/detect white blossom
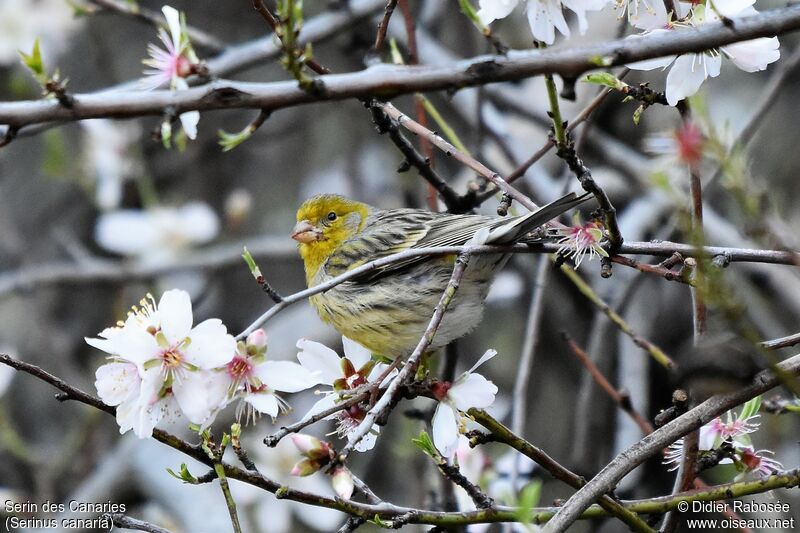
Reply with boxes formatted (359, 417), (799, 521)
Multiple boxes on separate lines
(296, 337), (396, 452)
(94, 202), (219, 260)
(432, 350), (499, 459)
(627, 1), (780, 106)
(219, 329), (318, 423)
(87, 290), (236, 437)
(140, 6), (201, 139)
(477, 0), (610, 45)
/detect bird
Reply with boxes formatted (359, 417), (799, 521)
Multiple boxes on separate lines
(291, 192), (591, 358)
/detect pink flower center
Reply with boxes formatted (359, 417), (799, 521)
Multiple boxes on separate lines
(431, 381), (452, 401)
(227, 355), (254, 380)
(174, 55), (192, 78)
(161, 348), (184, 368)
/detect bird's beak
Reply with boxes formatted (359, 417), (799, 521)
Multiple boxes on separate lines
(291, 220), (324, 243)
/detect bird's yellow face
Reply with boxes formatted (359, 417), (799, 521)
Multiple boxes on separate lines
(292, 194), (370, 281)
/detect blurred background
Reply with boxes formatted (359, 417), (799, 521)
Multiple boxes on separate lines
(0, 0), (799, 531)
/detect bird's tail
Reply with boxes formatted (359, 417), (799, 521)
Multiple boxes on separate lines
(487, 192), (593, 244)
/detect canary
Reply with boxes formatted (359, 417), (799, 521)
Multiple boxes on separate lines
(292, 193), (589, 358)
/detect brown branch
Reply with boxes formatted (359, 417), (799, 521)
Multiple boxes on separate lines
(469, 410), (656, 532)
(4, 5), (800, 130)
(373, 0), (399, 53)
(543, 352), (800, 531)
(369, 103), (468, 212)
(761, 332), (800, 350)
(376, 101), (541, 212)
(562, 332), (654, 435)
(611, 255), (692, 285)
(86, 0), (226, 51)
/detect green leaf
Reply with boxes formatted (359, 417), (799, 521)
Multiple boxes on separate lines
(166, 463), (199, 483)
(218, 127), (253, 152)
(19, 39), (46, 83)
(241, 247), (262, 276)
(411, 430), (438, 458)
(515, 479), (543, 525)
(738, 396), (761, 421)
(371, 514), (390, 527)
(584, 72), (627, 91)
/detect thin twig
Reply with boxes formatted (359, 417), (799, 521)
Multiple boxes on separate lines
(510, 257), (549, 489)
(373, 0), (399, 52)
(562, 332), (653, 435)
(543, 352), (800, 532)
(86, 0), (226, 51)
(377, 101), (540, 212)
(559, 264), (676, 369)
(470, 410), (655, 533)
(264, 392), (367, 447)
(435, 457), (494, 509)
(761, 332), (800, 350)
(369, 103), (468, 212)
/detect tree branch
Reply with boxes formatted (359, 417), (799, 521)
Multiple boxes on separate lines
(3, 6), (800, 131)
(543, 352), (800, 532)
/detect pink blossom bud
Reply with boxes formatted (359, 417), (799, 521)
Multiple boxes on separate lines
(290, 433), (324, 455)
(290, 458), (320, 477)
(246, 329), (268, 351)
(331, 466), (354, 500)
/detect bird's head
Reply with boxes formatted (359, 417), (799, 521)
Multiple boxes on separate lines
(292, 194), (370, 279)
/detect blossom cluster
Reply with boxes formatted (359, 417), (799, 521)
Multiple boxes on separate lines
(87, 290), (318, 438)
(664, 397), (783, 480)
(87, 290), (500, 465)
(477, 0), (780, 106)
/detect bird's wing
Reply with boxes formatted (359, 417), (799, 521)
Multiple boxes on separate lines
(328, 192), (589, 282)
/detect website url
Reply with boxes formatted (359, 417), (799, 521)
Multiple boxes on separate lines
(686, 517), (796, 529)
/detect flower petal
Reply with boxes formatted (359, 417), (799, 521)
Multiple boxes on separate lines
(158, 289), (193, 344)
(724, 37), (779, 73)
(95, 362), (140, 406)
(297, 339), (342, 384)
(185, 319), (235, 368)
(245, 391), (280, 417)
(342, 336), (372, 369)
(449, 373), (498, 411)
(476, 0), (519, 24)
(665, 54), (708, 106)
(114, 327), (160, 368)
(162, 5), (182, 50)
(432, 402), (459, 459)
(173, 370), (225, 425)
(177, 202), (219, 244)
(467, 349), (497, 374)
(255, 360), (319, 393)
(527, 0), (569, 45)
(179, 111), (200, 140)
(94, 210), (161, 256)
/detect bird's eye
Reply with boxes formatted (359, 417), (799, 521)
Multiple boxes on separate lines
(326, 211), (337, 222)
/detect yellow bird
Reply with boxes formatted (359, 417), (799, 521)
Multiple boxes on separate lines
(292, 193), (589, 358)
